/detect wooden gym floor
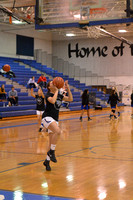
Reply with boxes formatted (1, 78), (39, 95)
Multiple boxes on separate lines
(0, 106), (133, 200)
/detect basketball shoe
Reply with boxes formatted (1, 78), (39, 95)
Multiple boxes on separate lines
(109, 114), (113, 119)
(80, 116), (82, 121)
(47, 150), (57, 163)
(43, 160), (51, 171)
(88, 117), (92, 121)
(38, 127), (43, 132)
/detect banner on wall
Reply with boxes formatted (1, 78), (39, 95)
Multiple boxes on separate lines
(16, 35), (34, 57)
(68, 42), (133, 58)
(122, 86), (132, 106)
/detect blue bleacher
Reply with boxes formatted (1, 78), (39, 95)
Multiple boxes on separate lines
(0, 56), (124, 118)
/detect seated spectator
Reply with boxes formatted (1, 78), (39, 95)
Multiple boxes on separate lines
(0, 66), (16, 78)
(8, 86), (18, 106)
(6, 70), (16, 78)
(0, 68), (6, 77)
(37, 74), (47, 89)
(0, 84), (7, 102)
(27, 76), (37, 89)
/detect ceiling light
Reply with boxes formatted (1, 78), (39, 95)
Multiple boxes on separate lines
(73, 14), (80, 19)
(118, 30), (127, 33)
(66, 33), (75, 37)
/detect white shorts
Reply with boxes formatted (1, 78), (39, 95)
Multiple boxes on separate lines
(36, 110), (44, 116)
(41, 116), (58, 133)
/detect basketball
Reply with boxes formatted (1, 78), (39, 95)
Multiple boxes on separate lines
(3, 64), (11, 72)
(53, 77), (64, 89)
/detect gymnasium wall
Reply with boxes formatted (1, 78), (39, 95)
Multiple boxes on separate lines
(0, 29), (52, 58)
(0, 32), (16, 56)
(52, 37), (133, 85)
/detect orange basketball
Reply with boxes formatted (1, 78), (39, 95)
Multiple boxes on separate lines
(3, 64), (11, 72)
(53, 77), (64, 89)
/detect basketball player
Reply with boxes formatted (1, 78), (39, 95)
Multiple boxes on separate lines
(40, 80), (73, 171)
(80, 89), (92, 121)
(31, 87), (45, 131)
(112, 86), (120, 117)
(131, 90), (133, 118)
(108, 89), (119, 119)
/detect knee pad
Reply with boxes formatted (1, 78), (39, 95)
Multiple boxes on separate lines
(112, 109), (115, 113)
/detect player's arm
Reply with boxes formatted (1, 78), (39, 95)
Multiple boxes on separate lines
(31, 88), (35, 98)
(63, 81), (73, 102)
(39, 87), (45, 98)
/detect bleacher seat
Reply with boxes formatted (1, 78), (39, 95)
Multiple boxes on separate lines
(0, 56), (124, 118)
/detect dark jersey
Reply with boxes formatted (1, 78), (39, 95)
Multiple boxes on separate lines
(35, 95), (45, 111)
(115, 92), (120, 102)
(131, 93), (133, 105)
(108, 94), (119, 107)
(42, 92), (63, 121)
(81, 94), (89, 106)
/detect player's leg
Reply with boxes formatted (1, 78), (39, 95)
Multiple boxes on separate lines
(80, 105), (84, 121)
(43, 132), (53, 171)
(112, 108), (117, 119)
(36, 111), (42, 131)
(41, 117), (61, 170)
(87, 105), (92, 121)
(116, 104), (120, 117)
(131, 104), (133, 118)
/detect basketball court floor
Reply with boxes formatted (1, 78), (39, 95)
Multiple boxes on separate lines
(0, 106), (133, 200)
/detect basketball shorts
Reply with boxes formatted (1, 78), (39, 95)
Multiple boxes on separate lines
(41, 116), (58, 133)
(111, 106), (116, 109)
(81, 105), (90, 110)
(36, 110), (44, 116)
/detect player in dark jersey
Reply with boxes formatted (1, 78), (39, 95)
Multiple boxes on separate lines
(131, 90), (133, 118)
(112, 86), (120, 117)
(31, 87), (45, 131)
(108, 89), (119, 119)
(41, 80), (73, 171)
(80, 89), (92, 121)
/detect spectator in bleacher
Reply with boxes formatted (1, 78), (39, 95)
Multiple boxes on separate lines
(0, 84), (7, 102)
(0, 66), (16, 78)
(0, 68), (6, 77)
(6, 69), (16, 78)
(30, 87), (45, 132)
(37, 74), (47, 89)
(27, 76), (37, 89)
(8, 86), (18, 106)
(80, 89), (92, 121)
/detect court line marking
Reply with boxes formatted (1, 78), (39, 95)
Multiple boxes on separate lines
(0, 110), (126, 130)
(0, 122), (37, 129)
(0, 142), (133, 174)
(0, 136), (38, 144)
(0, 145), (106, 174)
(0, 189), (81, 200)
(0, 141), (133, 155)
(0, 109), (130, 174)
